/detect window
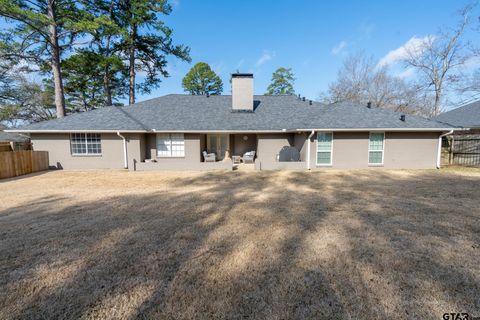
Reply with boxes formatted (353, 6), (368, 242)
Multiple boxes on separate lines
(157, 133), (185, 157)
(369, 132), (385, 165)
(316, 132), (333, 165)
(70, 133), (102, 155)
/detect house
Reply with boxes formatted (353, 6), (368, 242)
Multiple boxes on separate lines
(433, 100), (480, 166)
(0, 125), (31, 151)
(434, 100), (480, 129)
(6, 73), (453, 170)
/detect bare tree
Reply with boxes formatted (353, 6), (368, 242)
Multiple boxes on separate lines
(401, 5), (474, 115)
(452, 4), (480, 104)
(319, 52), (435, 116)
(0, 73), (56, 127)
(452, 68), (480, 105)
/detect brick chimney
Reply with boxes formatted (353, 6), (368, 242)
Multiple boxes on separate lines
(231, 73), (253, 112)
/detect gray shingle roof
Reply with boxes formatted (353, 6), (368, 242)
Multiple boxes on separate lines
(0, 131), (30, 142)
(9, 94), (451, 132)
(433, 100), (480, 128)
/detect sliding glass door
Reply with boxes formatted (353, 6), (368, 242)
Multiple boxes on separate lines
(207, 134), (229, 160)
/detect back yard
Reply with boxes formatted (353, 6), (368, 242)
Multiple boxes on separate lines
(0, 169), (479, 319)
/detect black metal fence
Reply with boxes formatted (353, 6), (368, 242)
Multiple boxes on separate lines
(442, 133), (480, 167)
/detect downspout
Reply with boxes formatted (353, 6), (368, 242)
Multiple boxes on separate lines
(117, 131), (128, 169)
(436, 130), (453, 169)
(306, 130), (315, 170)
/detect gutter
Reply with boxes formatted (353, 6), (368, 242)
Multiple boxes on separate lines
(4, 129), (147, 133)
(5, 128), (455, 134)
(436, 130), (454, 169)
(306, 130), (315, 170)
(295, 128), (454, 132)
(116, 132), (128, 169)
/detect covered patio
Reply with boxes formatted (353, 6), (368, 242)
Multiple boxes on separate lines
(201, 133), (258, 163)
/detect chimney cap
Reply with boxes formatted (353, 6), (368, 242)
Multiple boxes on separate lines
(231, 73), (253, 78)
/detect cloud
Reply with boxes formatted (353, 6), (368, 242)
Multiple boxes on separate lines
(461, 56), (480, 70)
(211, 61), (226, 75)
(255, 50), (275, 67)
(358, 22), (374, 39)
(378, 36), (434, 67)
(235, 59), (245, 71)
(331, 40), (348, 55)
(395, 67), (416, 79)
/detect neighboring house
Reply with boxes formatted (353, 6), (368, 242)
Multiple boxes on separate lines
(433, 100), (480, 166)
(6, 74), (453, 170)
(433, 100), (480, 130)
(0, 126), (31, 151)
(0, 131), (30, 143)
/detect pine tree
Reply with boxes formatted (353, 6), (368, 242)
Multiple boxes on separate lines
(265, 68), (295, 95)
(117, 0), (191, 104)
(182, 62), (223, 95)
(0, 0), (108, 117)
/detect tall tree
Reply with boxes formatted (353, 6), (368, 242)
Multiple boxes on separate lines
(118, 0), (190, 104)
(265, 67), (295, 95)
(182, 62), (223, 95)
(82, 0), (125, 106)
(401, 5), (473, 115)
(452, 4), (480, 104)
(62, 51), (108, 112)
(0, 0), (104, 118)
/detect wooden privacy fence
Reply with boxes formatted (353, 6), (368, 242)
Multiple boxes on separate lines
(0, 151), (49, 179)
(441, 135), (480, 167)
(0, 141), (32, 152)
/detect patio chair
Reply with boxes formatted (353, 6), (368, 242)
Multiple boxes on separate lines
(202, 150), (216, 162)
(242, 151), (256, 164)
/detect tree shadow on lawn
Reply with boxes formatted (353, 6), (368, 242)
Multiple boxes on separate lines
(0, 170), (479, 319)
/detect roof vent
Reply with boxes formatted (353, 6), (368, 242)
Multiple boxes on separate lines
(206, 92), (210, 98)
(367, 101), (372, 108)
(302, 96), (306, 102)
(400, 114), (406, 122)
(309, 100), (312, 105)
(297, 94), (301, 99)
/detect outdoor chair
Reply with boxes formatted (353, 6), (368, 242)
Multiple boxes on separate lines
(242, 151), (256, 163)
(203, 151), (216, 162)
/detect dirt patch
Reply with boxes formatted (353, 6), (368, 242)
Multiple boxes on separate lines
(0, 169), (479, 319)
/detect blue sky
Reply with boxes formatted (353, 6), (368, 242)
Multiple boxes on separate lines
(0, 0), (477, 105)
(138, 0), (478, 103)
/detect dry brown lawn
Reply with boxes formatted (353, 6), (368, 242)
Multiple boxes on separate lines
(0, 169), (479, 319)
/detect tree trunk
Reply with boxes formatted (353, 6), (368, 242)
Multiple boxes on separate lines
(81, 91), (88, 112)
(103, 0), (115, 106)
(103, 35), (113, 106)
(47, 0), (66, 118)
(434, 85), (442, 116)
(128, 23), (136, 105)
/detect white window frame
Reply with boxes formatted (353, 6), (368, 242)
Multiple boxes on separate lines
(368, 132), (385, 166)
(316, 132), (333, 166)
(156, 133), (185, 158)
(70, 133), (102, 156)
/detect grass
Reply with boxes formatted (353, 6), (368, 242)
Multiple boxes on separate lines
(0, 169), (479, 319)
